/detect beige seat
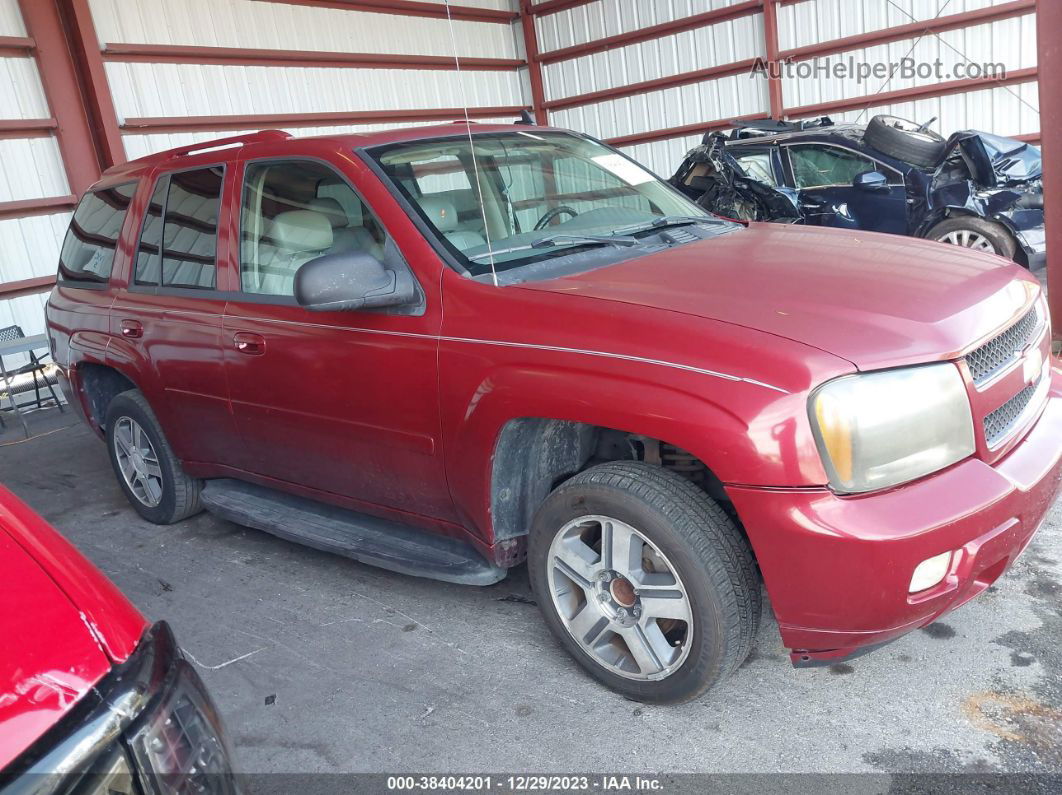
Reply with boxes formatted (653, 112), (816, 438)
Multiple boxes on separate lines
(417, 195), (485, 251)
(256, 210), (333, 296)
(308, 196), (384, 260)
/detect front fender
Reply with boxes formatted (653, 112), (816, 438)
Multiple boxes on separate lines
(442, 361), (834, 544)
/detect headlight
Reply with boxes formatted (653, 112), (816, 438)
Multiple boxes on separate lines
(809, 363), (975, 493)
(128, 661), (237, 795)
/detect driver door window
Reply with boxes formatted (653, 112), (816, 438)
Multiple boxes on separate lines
(787, 144), (898, 188)
(732, 151), (778, 186)
(240, 160), (386, 297)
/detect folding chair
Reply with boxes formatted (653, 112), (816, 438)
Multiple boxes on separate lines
(0, 325), (65, 420)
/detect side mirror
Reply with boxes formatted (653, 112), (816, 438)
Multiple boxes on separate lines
(294, 251), (417, 312)
(852, 170), (890, 192)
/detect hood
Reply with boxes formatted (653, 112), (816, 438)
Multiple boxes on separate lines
(521, 223), (1039, 371)
(947, 131), (1042, 186)
(0, 489), (146, 770)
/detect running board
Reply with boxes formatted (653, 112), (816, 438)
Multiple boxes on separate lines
(200, 479), (506, 586)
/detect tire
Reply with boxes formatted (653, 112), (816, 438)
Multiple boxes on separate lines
(926, 216), (1018, 262)
(528, 461), (760, 703)
(104, 389), (203, 524)
(864, 114), (946, 168)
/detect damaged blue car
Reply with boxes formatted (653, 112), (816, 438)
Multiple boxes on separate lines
(670, 115), (1045, 268)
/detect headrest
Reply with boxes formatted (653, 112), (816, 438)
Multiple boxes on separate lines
(418, 196), (458, 232)
(307, 197), (347, 229)
(269, 211), (333, 252)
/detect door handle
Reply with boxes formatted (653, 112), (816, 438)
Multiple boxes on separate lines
(233, 332), (266, 356)
(120, 320), (143, 339)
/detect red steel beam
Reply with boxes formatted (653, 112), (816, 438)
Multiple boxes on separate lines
(519, 0), (549, 123)
(778, 0), (1036, 62)
(762, 0), (784, 118)
(782, 67), (1038, 119)
(0, 118), (58, 140)
(0, 195), (78, 221)
(17, 0), (105, 194)
(63, 0), (125, 171)
(0, 275), (57, 299)
(536, 0), (763, 65)
(102, 43), (524, 71)
(121, 106), (530, 134)
(252, 0), (517, 23)
(0, 35), (35, 56)
(1013, 132), (1041, 144)
(605, 112), (771, 148)
(526, 0), (595, 16)
(543, 57), (758, 112)
(1039, 0), (1061, 339)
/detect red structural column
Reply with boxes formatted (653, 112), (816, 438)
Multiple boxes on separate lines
(62, 0), (125, 171)
(762, 0), (785, 119)
(18, 0), (104, 194)
(519, 0), (549, 124)
(1039, 0), (1062, 338)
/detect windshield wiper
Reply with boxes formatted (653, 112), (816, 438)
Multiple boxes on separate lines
(467, 234), (638, 262)
(612, 215), (723, 235)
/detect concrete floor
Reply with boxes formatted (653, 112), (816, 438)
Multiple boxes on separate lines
(2, 407), (1061, 780)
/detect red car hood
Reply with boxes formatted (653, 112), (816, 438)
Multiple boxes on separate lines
(523, 223), (1040, 370)
(0, 489), (146, 770)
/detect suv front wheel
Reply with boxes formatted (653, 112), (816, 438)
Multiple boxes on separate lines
(105, 389), (203, 524)
(528, 461), (760, 703)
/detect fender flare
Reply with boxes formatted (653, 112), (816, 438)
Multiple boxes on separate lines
(445, 364), (815, 545)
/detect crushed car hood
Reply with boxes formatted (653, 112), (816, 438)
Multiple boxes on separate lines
(0, 526), (113, 769)
(523, 223), (1039, 371)
(947, 131), (1041, 186)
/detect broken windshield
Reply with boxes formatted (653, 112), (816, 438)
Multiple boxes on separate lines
(367, 131), (729, 280)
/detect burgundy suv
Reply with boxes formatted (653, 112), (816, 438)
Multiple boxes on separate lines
(46, 124), (1062, 703)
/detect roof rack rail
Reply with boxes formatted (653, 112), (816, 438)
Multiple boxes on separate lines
(717, 116), (835, 142)
(169, 129), (292, 157)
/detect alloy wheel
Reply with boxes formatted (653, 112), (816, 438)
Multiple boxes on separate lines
(547, 515), (693, 681)
(113, 416), (164, 507)
(938, 229), (996, 253)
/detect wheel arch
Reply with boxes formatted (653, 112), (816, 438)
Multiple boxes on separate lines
(73, 361), (139, 434)
(489, 418), (738, 550)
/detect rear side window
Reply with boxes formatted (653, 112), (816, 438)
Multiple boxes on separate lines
(134, 166), (224, 290)
(58, 183), (137, 285)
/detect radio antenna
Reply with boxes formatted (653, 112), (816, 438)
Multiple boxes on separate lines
(444, 0), (498, 286)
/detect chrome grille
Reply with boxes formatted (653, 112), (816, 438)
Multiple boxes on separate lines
(984, 379), (1040, 446)
(966, 306), (1041, 386)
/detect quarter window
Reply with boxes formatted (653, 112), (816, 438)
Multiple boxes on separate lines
(239, 160), (387, 297)
(787, 145), (898, 189)
(57, 183), (137, 284)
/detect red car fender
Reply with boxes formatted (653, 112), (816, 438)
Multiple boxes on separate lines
(0, 487), (146, 664)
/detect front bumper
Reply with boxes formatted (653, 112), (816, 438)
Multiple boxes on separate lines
(1, 622), (239, 795)
(728, 373), (1062, 666)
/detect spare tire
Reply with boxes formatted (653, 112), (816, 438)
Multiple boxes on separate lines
(864, 115), (946, 168)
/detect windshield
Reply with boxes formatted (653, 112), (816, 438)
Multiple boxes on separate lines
(367, 131), (722, 280)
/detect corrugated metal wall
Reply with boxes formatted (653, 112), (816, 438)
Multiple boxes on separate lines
(530, 0), (1039, 175)
(91, 0), (525, 159)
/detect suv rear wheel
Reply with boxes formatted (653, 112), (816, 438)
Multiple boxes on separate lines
(528, 461), (760, 703)
(927, 217), (1018, 261)
(105, 390), (203, 524)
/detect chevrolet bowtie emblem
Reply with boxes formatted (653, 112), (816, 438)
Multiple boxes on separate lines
(1023, 347), (1044, 385)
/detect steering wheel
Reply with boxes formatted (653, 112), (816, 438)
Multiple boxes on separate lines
(534, 206), (579, 231)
